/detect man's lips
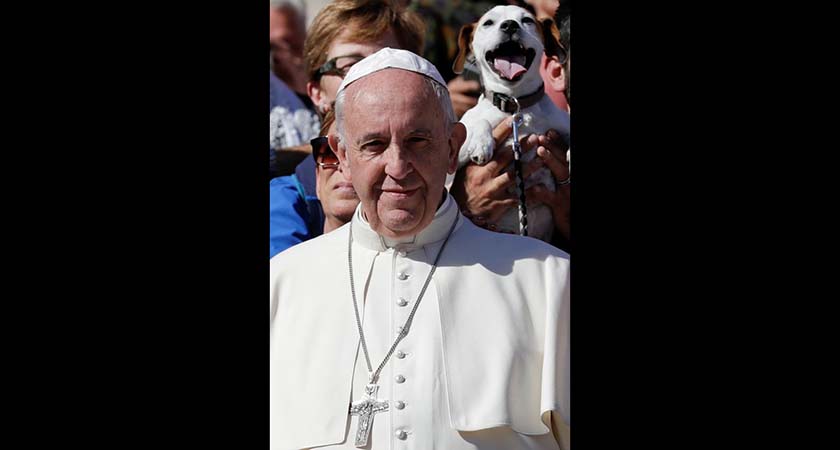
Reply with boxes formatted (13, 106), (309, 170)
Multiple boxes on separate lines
(380, 187), (419, 198)
(332, 182), (358, 198)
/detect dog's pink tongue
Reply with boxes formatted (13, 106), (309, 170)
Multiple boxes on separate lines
(493, 55), (527, 80)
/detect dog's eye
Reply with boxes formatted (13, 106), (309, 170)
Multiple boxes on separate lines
(482, 19), (494, 27)
(522, 17), (535, 25)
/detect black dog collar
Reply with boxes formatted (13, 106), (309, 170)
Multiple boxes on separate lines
(487, 84), (545, 114)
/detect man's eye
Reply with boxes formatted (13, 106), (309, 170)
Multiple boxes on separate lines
(361, 141), (385, 151)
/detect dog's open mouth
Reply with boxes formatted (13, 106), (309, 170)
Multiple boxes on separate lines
(485, 41), (537, 82)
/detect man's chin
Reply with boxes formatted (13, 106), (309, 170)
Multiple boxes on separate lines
(376, 208), (426, 237)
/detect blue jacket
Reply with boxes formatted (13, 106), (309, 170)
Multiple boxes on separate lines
(269, 175), (324, 258)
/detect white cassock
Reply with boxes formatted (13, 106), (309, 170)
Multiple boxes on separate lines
(270, 194), (570, 449)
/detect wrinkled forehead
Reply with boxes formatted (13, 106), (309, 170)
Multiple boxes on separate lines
(480, 5), (536, 23)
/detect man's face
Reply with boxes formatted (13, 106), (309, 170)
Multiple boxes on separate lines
(270, 7), (306, 90)
(525, 0), (560, 19)
(315, 122), (359, 227)
(334, 70), (463, 239)
(308, 27), (400, 113)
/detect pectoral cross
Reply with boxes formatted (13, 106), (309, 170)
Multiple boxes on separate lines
(349, 383), (389, 447)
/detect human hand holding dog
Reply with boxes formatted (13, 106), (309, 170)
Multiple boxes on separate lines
(452, 119), (551, 230)
(525, 129), (570, 241)
(451, 118), (519, 228)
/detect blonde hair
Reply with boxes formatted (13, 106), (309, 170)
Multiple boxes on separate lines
(303, 0), (425, 81)
(319, 109), (335, 137)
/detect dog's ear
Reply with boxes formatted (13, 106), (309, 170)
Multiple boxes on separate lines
(452, 22), (475, 75)
(540, 18), (565, 61)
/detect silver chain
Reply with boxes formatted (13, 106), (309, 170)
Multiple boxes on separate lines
(347, 215), (459, 384)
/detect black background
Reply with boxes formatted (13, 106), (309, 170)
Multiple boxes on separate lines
(7, 0), (831, 447)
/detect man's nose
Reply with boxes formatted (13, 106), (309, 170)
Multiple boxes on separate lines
(500, 20), (520, 35)
(384, 146), (413, 179)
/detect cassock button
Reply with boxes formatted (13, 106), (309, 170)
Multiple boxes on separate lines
(397, 272), (409, 280)
(395, 375), (406, 383)
(396, 298), (408, 307)
(394, 400), (406, 410)
(395, 429), (407, 440)
(396, 350), (406, 359)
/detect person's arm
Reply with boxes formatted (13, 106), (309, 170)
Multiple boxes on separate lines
(269, 177), (312, 258)
(271, 144), (312, 178)
(450, 120), (560, 233)
(524, 129), (570, 244)
(450, 118), (519, 227)
(447, 76), (481, 119)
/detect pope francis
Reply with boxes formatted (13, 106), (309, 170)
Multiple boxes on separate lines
(270, 48), (570, 450)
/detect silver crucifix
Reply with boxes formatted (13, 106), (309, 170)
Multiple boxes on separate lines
(349, 383), (389, 447)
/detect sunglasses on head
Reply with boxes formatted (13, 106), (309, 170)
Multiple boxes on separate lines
(310, 136), (339, 169)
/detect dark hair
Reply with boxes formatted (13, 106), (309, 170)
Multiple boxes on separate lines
(555, 0), (570, 51)
(558, 16), (569, 52)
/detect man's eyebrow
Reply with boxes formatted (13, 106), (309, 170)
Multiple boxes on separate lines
(408, 129), (433, 137)
(354, 129), (433, 145)
(356, 133), (386, 145)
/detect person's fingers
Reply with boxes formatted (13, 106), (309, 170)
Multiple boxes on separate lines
(485, 141), (515, 176)
(448, 77), (481, 94)
(490, 167), (517, 193)
(542, 129), (569, 152)
(518, 133), (539, 152)
(451, 92), (478, 109)
(537, 145), (569, 182)
(492, 117), (514, 147)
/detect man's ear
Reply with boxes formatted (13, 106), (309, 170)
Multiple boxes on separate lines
(447, 123), (466, 174)
(452, 23), (475, 75)
(545, 55), (566, 92)
(307, 81), (327, 114)
(329, 133), (350, 177)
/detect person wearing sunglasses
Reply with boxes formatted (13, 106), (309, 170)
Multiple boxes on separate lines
(303, 0), (425, 117)
(311, 118), (359, 235)
(269, 111), (358, 258)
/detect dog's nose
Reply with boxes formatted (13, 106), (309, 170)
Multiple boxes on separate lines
(499, 20), (520, 34)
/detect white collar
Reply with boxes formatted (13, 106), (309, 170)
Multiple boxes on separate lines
(351, 193), (461, 252)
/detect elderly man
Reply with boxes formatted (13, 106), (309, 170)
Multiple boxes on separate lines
(270, 48), (570, 449)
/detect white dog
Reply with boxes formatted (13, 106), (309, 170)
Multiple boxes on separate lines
(452, 5), (568, 242)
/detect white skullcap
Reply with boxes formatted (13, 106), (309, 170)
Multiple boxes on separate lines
(336, 47), (447, 96)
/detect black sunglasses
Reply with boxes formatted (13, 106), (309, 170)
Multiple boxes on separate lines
(313, 53), (366, 81)
(310, 136), (339, 169)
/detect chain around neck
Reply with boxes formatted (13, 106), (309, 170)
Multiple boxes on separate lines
(347, 214), (459, 384)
